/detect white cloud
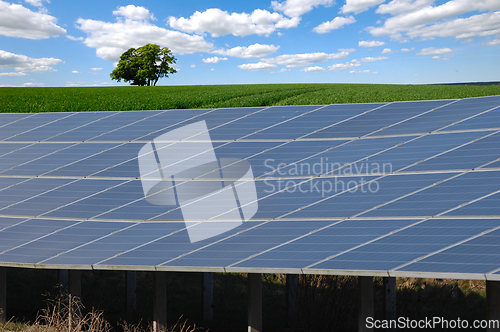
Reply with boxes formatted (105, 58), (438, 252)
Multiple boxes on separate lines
(377, 0), (434, 15)
(71, 70), (80, 74)
(302, 66), (326, 72)
(66, 35), (84, 41)
(0, 0), (66, 39)
(168, 8), (299, 37)
(341, 0), (386, 14)
(112, 5), (155, 21)
(202, 56), (228, 63)
(381, 48), (393, 54)
(191, 64), (196, 68)
(76, 7), (212, 61)
(91, 67), (102, 71)
(361, 56), (389, 61)
(0, 82), (45, 87)
(405, 12), (500, 40)
(359, 40), (385, 47)
(486, 38), (500, 46)
(369, 0), (500, 40)
(328, 60), (361, 71)
(0, 50), (63, 72)
(24, 0), (49, 7)
(213, 43), (280, 58)
(313, 16), (356, 34)
(350, 69), (376, 73)
(400, 47), (414, 52)
(262, 49), (353, 67)
(417, 47), (453, 55)
(22, 82), (45, 87)
(271, 0), (335, 17)
(238, 62), (278, 71)
(0, 72), (27, 76)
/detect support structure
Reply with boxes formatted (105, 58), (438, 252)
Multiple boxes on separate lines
(248, 273), (262, 332)
(0, 267), (6, 323)
(358, 276), (374, 332)
(68, 270), (81, 300)
(202, 272), (213, 321)
(153, 272), (167, 332)
(68, 269), (82, 327)
(286, 274), (299, 328)
(126, 271), (137, 315)
(59, 269), (68, 293)
(383, 277), (396, 332)
(487, 281), (500, 332)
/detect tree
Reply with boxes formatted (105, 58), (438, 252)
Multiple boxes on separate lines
(110, 44), (177, 86)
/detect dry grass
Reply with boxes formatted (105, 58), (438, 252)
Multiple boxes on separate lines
(0, 295), (205, 332)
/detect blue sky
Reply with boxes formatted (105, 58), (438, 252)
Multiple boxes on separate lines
(0, 0), (499, 87)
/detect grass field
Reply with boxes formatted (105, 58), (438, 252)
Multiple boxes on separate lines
(1, 83), (500, 113)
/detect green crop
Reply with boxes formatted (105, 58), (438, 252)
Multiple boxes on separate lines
(0, 83), (499, 113)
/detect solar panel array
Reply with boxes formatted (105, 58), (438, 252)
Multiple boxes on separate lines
(1, 95), (500, 280)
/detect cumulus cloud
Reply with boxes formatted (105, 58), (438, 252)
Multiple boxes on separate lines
(76, 5), (212, 61)
(341, 0), (386, 14)
(168, 8), (299, 37)
(71, 70), (79, 74)
(302, 66), (326, 72)
(91, 67), (102, 71)
(262, 49), (354, 67)
(350, 69), (376, 73)
(0, 72), (27, 76)
(361, 56), (389, 61)
(0, 50), (63, 73)
(66, 35), (84, 41)
(377, 0), (434, 15)
(369, 0), (500, 40)
(328, 60), (361, 71)
(213, 43), (280, 58)
(0, 0), (66, 39)
(381, 48), (393, 54)
(202, 56), (228, 63)
(112, 5), (155, 21)
(405, 12), (500, 40)
(359, 40), (385, 47)
(24, 0), (49, 7)
(313, 16), (356, 34)
(238, 62), (278, 71)
(417, 47), (453, 55)
(271, 0), (335, 17)
(486, 38), (500, 46)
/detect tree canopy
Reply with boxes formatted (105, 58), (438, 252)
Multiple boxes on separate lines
(110, 44), (177, 86)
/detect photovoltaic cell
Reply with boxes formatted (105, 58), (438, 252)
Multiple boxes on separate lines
(370, 97), (500, 136)
(0, 113), (75, 141)
(404, 132), (500, 172)
(44, 111), (162, 142)
(305, 100), (453, 139)
(4, 112), (118, 142)
(363, 171), (500, 218)
(309, 219), (500, 271)
(0, 220), (131, 264)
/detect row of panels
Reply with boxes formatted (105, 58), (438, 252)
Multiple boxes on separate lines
(1, 216), (500, 277)
(0, 170), (499, 221)
(1, 129), (499, 179)
(1, 97), (500, 143)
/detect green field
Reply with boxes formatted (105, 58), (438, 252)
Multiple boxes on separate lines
(1, 83), (500, 113)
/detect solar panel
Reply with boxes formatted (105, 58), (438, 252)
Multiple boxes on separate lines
(1, 95), (500, 280)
